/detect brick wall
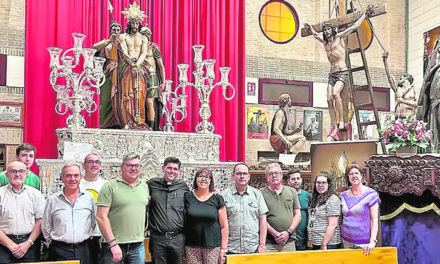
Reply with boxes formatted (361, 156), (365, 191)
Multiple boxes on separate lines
(245, 0), (406, 164)
(0, 0), (25, 144)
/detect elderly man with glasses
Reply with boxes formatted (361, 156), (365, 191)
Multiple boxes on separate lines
(0, 161), (45, 263)
(97, 153), (150, 264)
(261, 163), (301, 252)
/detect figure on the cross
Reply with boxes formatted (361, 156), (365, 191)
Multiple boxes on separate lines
(304, 6), (374, 140)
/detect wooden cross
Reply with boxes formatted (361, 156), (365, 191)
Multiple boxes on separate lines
(301, 4), (387, 37)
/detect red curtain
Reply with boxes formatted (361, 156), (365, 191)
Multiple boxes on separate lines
(25, 0), (244, 162)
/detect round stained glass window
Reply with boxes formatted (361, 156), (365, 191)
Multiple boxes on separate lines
(259, 0), (299, 44)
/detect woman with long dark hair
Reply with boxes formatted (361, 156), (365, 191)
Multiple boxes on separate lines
(341, 164), (380, 256)
(307, 172), (342, 250)
(184, 168), (228, 264)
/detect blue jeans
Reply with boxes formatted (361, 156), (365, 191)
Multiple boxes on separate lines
(101, 241), (145, 264)
(295, 240), (308, 251)
(311, 243), (342, 250)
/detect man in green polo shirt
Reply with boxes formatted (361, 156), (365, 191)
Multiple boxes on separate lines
(261, 163), (301, 252)
(0, 143), (39, 189)
(96, 153), (150, 264)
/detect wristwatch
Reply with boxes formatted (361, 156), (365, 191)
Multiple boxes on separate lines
(287, 228), (293, 236)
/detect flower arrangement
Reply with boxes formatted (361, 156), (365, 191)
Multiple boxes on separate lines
(378, 116), (432, 150)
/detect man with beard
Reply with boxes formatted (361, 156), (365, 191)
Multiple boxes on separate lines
(383, 52), (417, 119)
(93, 21), (125, 128)
(287, 170), (310, 250)
(270, 93), (306, 155)
(119, 2), (150, 129)
(304, 6), (373, 140)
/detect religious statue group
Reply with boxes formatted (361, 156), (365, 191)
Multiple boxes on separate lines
(95, 3), (164, 131)
(269, 4), (440, 154)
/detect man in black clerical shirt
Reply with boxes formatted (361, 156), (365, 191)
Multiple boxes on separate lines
(147, 157), (189, 264)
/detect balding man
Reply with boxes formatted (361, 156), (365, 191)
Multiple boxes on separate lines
(42, 164), (95, 264)
(0, 161), (45, 263)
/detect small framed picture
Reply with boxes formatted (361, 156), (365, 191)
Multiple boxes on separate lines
(0, 102), (24, 127)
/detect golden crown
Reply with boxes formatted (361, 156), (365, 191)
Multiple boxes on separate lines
(122, 2), (147, 21)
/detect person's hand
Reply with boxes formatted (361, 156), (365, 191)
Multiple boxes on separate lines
(12, 241), (31, 258)
(219, 251), (226, 264)
(275, 231), (289, 245)
(361, 241), (376, 256)
(320, 244), (327, 250)
(111, 244), (123, 262)
(365, 5), (375, 18)
(304, 23), (310, 29)
(258, 244), (266, 253)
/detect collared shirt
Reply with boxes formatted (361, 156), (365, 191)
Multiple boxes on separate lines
(42, 188), (96, 244)
(0, 184), (45, 235)
(97, 177), (150, 244)
(147, 177), (189, 234)
(222, 185), (268, 253)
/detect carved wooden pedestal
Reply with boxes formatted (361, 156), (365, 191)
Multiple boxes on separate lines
(365, 154), (440, 264)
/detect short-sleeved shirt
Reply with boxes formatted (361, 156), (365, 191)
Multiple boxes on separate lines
(80, 177), (107, 236)
(296, 189), (310, 243)
(0, 184), (45, 235)
(307, 194), (341, 246)
(261, 185), (301, 243)
(184, 192), (225, 249)
(222, 185), (268, 253)
(97, 177), (150, 244)
(341, 187), (380, 244)
(0, 171), (40, 190)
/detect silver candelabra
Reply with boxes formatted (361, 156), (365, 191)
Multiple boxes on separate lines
(176, 45), (235, 133)
(162, 80), (187, 132)
(47, 32), (106, 128)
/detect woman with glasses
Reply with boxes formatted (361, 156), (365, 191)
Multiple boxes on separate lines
(184, 168), (229, 264)
(341, 164), (380, 256)
(307, 172), (342, 250)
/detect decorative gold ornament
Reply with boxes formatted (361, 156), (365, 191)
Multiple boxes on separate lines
(122, 2), (147, 21)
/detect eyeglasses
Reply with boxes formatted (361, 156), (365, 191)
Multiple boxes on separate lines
(197, 176), (211, 181)
(267, 172), (282, 177)
(86, 160), (101, 165)
(124, 164), (141, 169)
(316, 181), (328, 186)
(7, 169), (27, 175)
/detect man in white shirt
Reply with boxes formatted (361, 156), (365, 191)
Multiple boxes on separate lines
(80, 153), (107, 264)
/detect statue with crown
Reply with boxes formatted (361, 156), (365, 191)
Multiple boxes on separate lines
(94, 2), (164, 131)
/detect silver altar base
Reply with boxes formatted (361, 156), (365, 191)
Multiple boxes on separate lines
(37, 128), (235, 197)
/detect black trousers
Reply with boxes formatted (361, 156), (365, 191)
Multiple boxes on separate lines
(89, 236), (102, 264)
(149, 233), (185, 264)
(49, 239), (92, 264)
(0, 234), (40, 263)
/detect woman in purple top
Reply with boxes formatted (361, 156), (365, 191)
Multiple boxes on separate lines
(341, 164), (380, 256)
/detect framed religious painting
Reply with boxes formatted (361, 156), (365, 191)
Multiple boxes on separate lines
(0, 102), (24, 127)
(423, 25), (440, 75)
(303, 110), (322, 141)
(247, 106), (269, 139)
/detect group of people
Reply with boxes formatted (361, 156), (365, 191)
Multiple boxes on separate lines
(0, 143), (380, 264)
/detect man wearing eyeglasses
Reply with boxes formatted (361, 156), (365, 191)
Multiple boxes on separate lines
(222, 163), (268, 254)
(0, 143), (40, 189)
(97, 153), (150, 264)
(80, 153), (107, 264)
(0, 161), (45, 263)
(261, 163), (301, 252)
(42, 163), (96, 264)
(147, 157), (189, 264)
(287, 170), (310, 250)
